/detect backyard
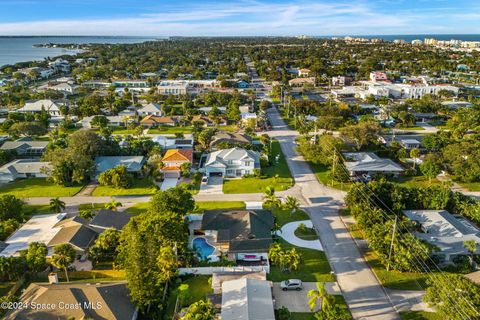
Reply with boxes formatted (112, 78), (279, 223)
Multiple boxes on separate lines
(92, 178), (158, 196)
(223, 140), (293, 194)
(164, 275), (212, 319)
(148, 126), (193, 134)
(0, 179), (83, 198)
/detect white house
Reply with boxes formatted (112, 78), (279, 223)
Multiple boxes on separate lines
(17, 99), (62, 116)
(343, 152), (404, 177)
(204, 147), (260, 177)
(0, 159), (51, 182)
(137, 103), (163, 116)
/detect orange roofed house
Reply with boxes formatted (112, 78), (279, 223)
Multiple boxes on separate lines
(162, 149), (193, 178)
(140, 115), (179, 127)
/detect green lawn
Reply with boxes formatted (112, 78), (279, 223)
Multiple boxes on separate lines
(164, 276), (212, 320)
(458, 181), (480, 192)
(395, 126), (425, 131)
(223, 140), (293, 194)
(0, 178), (83, 198)
(310, 163), (352, 191)
(125, 202), (151, 215)
(268, 239), (334, 283)
(399, 311), (442, 320)
(148, 126), (193, 134)
(392, 175), (442, 188)
(78, 203), (108, 211)
(364, 251), (429, 290)
(271, 207), (310, 226)
(92, 179), (158, 196)
(290, 296), (351, 319)
(192, 201), (246, 213)
(294, 225), (318, 240)
(23, 204), (51, 216)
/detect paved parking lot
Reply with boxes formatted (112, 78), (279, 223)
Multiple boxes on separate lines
(198, 176), (224, 194)
(272, 282), (341, 312)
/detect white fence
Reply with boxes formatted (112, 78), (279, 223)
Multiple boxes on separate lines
(178, 265), (270, 275)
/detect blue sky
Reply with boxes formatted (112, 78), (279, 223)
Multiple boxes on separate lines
(0, 0), (479, 36)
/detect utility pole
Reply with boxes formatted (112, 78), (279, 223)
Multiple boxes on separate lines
(331, 149), (337, 187)
(387, 215), (398, 271)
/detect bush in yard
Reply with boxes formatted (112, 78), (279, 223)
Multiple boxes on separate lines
(98, 165), (132, 189)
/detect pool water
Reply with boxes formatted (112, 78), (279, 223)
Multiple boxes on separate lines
(192, 237), (215, 260)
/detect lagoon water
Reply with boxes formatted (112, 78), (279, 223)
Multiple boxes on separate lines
(0, 36), (153, 68)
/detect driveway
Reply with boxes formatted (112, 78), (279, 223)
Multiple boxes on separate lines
(278, 220), (323, 251)
(198, 176), (224, 194)
(160, 178), (178, 191)
(272, 282), (341, 312)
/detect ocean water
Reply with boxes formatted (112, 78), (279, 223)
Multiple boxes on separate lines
(0, 36), (154, 68)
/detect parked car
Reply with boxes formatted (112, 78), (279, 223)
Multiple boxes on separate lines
(201, 176), (208, 185)
(280, 279), (303, 291)
(361, 173), (372, 182)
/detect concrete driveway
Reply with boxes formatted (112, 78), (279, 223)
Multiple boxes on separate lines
(160, 178), (178, 191)
(198, 176), (224, 194)
(272, 282), (341, 312)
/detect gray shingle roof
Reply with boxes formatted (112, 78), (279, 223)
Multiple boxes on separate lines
(201, 210), (273, 252)
(47, 224), (98, 251)
(90, 210), (132, 231)
(343, 152), (404, 173)
(205, 147), (260, 167)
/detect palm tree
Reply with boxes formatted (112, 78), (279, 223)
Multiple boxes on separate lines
(263, 186), (281, 208)
(105, 199), (122, 211)
(307, 282), (329, 311)
(51, 244), (76, 282)
(410, 148), (421, 170)
(283, 196), (300, 214)
(49, 197), (66, 213)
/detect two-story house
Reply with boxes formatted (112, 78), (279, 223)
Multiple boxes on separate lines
(204, 147), (260, 178)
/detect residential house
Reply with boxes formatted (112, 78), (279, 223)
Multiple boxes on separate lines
(0, 159), (50, 182)
(158, 81), (188, 95)
(403, 210), (480, 262)
(140, 115), (179, 127)
(16, 99), (62, 116)
(161, 149), (193, 178)
(112, 80), (149, 88)
(332, 76), (352, 86)
(0, 139), (48, 157)
(90, 210), (133, 233)
(298, 68), (311, 77)
(48, 58), (70, 73)
(152, 136), (193, 149)
(6, 282), (138, 320)
(48, 216), (98, 257)
(343, 152), (404, 177)
(240, 112), (257, 126)
(204, 147), (260, 177)
(137, 103), (163, 116)
(210, 271), (267, 294)
(95, 156), (146, 176)
(288, 77), (316, 87)
(80, 115), (135, 128)
(370, 71), (388, 82)
(221, 278), (275, 320)
(399, 139), (421, 150)
(82, 80), (112, 89)
(210, 132), (252, 150)
(192, 115), (227, 127)
(197, 210), (274, 261)
(441, 101), (473, 109)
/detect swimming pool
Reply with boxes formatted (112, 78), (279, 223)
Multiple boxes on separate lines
(192, 237), (215, 260)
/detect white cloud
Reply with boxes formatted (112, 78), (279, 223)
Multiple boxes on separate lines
(0, 0), (476, 36)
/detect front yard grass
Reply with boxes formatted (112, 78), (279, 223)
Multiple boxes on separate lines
(0, 178), (83, 198)
(290, 296), (350, 319)
(294, 225), (318, 240)
(391, 175), (442, 188)
(164, 275), (212, 320)
(223, 140), (293, 194)
(23, 204), (51, 216)
(92, 179), (158, 196)
(364, 251), (429, 290)
(271, 207), (310, 226)
(193, 201), (246, 213)
(125, 202), (151, 215)
(458, 181), (480, 192)
(268, 239), (334, 283)
(310, 163), (352, 191)
(148, 126), (193, 134)
(399, 311), (442, 320)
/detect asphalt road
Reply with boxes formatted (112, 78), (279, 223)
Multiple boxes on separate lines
(266, 107), (399, 320)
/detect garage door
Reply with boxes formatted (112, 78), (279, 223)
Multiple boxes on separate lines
(209, 172), (223, 177)
(164, 171), (180, 178)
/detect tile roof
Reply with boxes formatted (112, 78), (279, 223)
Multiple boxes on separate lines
(162, 149), (193, 163)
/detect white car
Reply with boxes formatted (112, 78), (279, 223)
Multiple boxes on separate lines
(280, 279), (303, 291)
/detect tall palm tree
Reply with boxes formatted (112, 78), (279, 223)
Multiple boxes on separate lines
(105, 199), (122, 211)
(49, 197), (66, 213)
(263, 186), (280, 208)
(283, 196), (300, 214)
(307, 282), (329, 311)
(51, 244), (76, 282)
